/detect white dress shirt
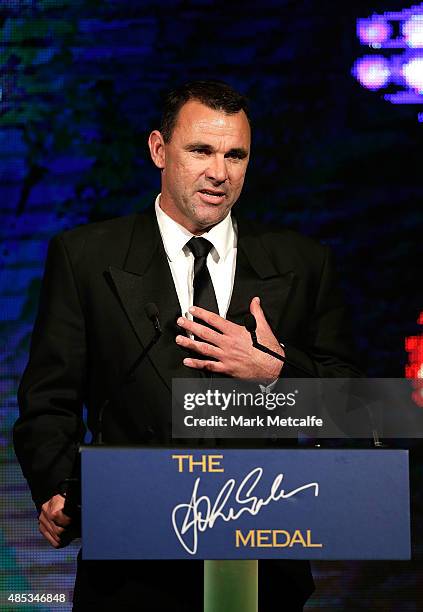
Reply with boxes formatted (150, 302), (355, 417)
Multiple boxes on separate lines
(155, 194), (237, 319)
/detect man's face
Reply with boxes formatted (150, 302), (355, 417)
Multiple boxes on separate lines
(149, 99), (251, 234)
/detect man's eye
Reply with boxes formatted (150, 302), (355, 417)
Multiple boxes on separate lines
(193, 148), (210, 155)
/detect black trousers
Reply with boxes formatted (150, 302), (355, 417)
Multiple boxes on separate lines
(72, 554), (313, 611)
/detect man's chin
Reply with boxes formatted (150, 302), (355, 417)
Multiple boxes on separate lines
(193, 208), (230, 231)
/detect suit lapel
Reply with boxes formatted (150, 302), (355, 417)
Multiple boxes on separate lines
(228, 215), (295, 336)
(108, 209), (196, 392)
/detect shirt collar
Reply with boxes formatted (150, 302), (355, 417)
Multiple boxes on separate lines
(155, 194), (235, 262)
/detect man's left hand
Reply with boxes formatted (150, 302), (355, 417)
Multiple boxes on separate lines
(175, 296), (284, 383)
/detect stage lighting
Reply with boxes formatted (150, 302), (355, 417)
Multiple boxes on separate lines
(353, 3), (423, 118)
(402, 56), (423, 92)
(405, 312), (423, 408)
(402, 14), (423, 48)
(357, 18), (392, 47)
(353, 55), (390, 90)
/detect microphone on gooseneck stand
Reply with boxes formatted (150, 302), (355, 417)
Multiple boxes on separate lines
(244, 313), (316, 377)
(244, 314), (384, 449)
(243, 313), (325, 451)
(93, 302), (162, 445)
(62, 303), (162, 518)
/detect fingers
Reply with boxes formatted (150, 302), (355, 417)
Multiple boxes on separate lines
(38, 513), (62, 547)
(187, 306), (233, 333)
(39, 494), (72, 548)
(250, 295), (260, 310)
(39, 524), (61, 548)
(249, 296), (266, 322)
(183, 358), (225, 373)
(51, 508), (72, 528)
(47, 494), (72, 527)
(177, 316), (224, 346)
(176, 334), (223, 359)
(250, 296), (276, 342)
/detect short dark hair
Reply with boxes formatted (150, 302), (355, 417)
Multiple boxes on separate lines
(160, 80), (250, 143)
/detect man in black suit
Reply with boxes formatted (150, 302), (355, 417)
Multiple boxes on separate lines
(14, 81), (360, 610)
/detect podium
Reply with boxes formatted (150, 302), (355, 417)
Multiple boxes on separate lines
(80, 447), (410, 611)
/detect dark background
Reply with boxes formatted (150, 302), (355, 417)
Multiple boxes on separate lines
(1, 0), (422, 609)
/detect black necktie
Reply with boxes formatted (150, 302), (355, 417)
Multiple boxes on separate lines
(186, 237), (219, 316)
(186, 238), (218, 425)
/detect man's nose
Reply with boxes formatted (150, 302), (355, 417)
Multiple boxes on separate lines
(205, 155), (228, 183)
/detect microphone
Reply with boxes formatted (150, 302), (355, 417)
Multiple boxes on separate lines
(244, 314), (383, 448)
(94, 303), (162, 445)
(243, 313), (316, 377)
(244, 313), (258, 344)
(145, 302), (162, 335)
(62, 303), (163, 518)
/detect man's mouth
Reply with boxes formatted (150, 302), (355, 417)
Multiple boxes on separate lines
(198, 189), (226, 204)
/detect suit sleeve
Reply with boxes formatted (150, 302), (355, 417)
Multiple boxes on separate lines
(281, 246), (363, 378)
(13, 234), (87, 512)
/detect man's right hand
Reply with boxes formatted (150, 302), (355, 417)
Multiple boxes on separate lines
(38, 494), (73, 548)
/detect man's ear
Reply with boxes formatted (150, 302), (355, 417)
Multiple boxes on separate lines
(148, 130), (166, 169)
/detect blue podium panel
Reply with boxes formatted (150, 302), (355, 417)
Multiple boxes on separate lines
(81, 448), (410, 560)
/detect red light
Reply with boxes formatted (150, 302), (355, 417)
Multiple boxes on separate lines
(405, 312), (423, 407)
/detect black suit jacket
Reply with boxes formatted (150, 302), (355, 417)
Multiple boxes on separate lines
(13, 207), (360, 608)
